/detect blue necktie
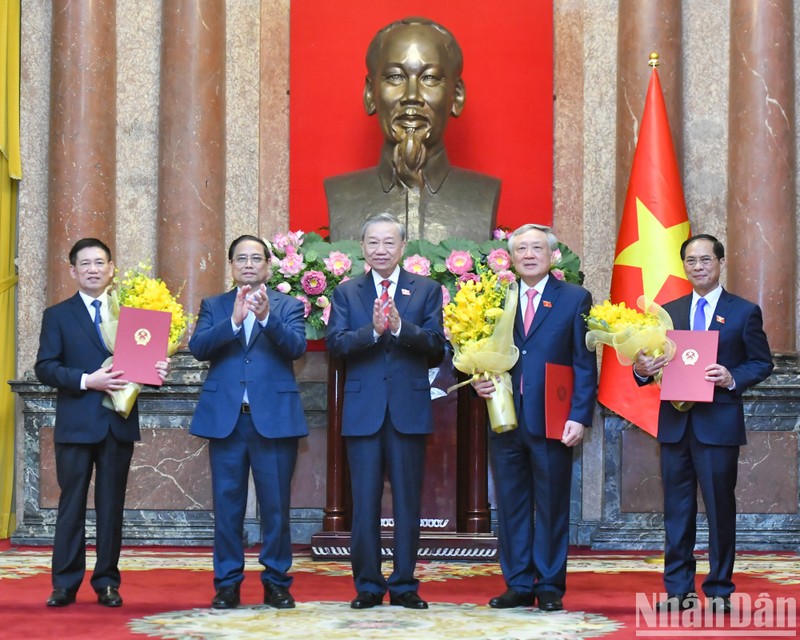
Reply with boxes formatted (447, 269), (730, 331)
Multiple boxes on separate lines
(243, 309), (255, 344)
(693, 297), (707, 331)
(91, 299), (109, 351)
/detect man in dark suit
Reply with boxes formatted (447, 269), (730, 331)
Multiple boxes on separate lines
(634, 234), (773, 614)
(189, 235), (308, 609)
(474, 223), (597, 612)
(326, 212), (445, 610)
(35, 237), (169, 608)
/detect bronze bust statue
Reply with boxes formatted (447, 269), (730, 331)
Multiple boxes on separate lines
(325, 17), (501, 243)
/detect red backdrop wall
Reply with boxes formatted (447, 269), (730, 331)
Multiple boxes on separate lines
(289, 0), (554, 236)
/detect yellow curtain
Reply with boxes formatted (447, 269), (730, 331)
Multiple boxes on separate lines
(1, 0), (22, 539)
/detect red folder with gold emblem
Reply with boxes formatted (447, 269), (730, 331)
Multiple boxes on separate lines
(112, 306), (171, 385)
(660, 329), (719, 402)
(545, 363), (574, 440)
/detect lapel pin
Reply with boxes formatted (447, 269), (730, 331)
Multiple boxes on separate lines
(401, 288), (411, 296)
(542, 300), (552, 308)
(715, 315), (725, 324)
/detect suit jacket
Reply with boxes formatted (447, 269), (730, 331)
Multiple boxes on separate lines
(188, 288), (309, 440)
(655, 290), (773, 446)
(326, 269), (445, 436)
(512, 277), (597, 435)
(35, 292), (140, 444)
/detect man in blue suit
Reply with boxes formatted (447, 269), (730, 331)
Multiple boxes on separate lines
(634, 234), (773, 614)
(326, 212), (445, 610)
(474, 223), (597, 612)
(189, 235), (308, 609)
(36, 238), (169, 608)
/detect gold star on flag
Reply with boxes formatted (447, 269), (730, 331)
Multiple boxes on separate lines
(614, 197), (690, 302)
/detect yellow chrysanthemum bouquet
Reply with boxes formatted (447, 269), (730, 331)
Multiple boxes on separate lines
(584, 296), (676, 366)
(443, 267), (519, 433)
(100, 263), (192, 417)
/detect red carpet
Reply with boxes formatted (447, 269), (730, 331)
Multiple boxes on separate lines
(1, 542), (797, 639)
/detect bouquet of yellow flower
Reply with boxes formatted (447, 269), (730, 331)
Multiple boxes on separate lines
(99, 263), (193, 417)
(443, 267), (519, 433)
(584, 296), (676, 365)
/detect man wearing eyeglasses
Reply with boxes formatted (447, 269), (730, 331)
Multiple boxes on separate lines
(634, 234), (773, 615)
(36, 238), (169, 608)
(189, 235), (308, 610)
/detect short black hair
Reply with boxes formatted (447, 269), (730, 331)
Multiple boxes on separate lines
(68, 238), (112, 266)
(680, 234), (725, 260)
(228, 235), (271, 261)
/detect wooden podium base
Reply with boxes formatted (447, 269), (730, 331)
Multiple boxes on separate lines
(310, 531), (498, 561)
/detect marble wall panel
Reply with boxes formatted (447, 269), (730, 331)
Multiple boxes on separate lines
(620, 430), (799, 515)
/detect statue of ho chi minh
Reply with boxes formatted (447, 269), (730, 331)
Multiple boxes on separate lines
(325, 17), (501, 243)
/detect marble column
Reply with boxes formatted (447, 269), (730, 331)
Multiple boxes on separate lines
(615, 0), (683, 223)
(157, 1), (227, 318)
(46, 0), (116, 304)
(727, 1), (796, 352)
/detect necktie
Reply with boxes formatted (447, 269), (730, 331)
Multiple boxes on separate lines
(380, 279), (391, 326)
(243, 309), (255, 344)
(693, 297), (707, 331)
(520, 289), (539, 395)
(523, 288), (538, 334)
(91, 299), (108, 351)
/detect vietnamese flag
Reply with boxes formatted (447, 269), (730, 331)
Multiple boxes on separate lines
(597, 65), (692, 436)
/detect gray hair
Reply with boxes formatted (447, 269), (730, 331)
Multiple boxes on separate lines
(360, 212), (407, 241)
(508, 223), (558, 252)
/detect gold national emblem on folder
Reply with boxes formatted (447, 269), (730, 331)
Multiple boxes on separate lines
(134, 328), (152, 346)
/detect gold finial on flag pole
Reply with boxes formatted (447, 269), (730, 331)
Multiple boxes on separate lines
(648, 52), (660, 68)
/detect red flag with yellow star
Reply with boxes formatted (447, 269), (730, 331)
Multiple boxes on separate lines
(598, 65), (692, 436)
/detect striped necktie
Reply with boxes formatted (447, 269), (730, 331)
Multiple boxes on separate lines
(380, 279), (391, 326)
(91, 299), (109, 352)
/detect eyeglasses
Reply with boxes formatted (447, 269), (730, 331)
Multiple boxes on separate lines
(76, 259), (109, 270)
(233, 255), (266, 266)
(683, 256), (717, 267)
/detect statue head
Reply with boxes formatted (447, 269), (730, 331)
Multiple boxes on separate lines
(363, 17), (466, 185)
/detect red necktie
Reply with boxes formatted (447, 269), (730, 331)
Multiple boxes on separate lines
(380, 279), (391, 326)
(524, 288), (538, 334)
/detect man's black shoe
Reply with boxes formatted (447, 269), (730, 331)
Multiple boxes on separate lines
(488, 588), (535, 609)
(211, 584), (240, 609)
(537, 590), (563, 612)
(389, 591), (428, 609)
(96, 586), (123, 607)
(709, 596), (732, 614)
(656, 592), (699, 612)
(350, 591), (384, 609)
(264, 582), (295, 609)
(46, 588), (76, 607)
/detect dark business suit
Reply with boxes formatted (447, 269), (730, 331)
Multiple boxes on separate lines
(491, 276), (596, 598)
(35, 293), (139, 593)
(326, 269), (445, 597)
(189, 288), (308, 590)
(646, 289), (772, 597)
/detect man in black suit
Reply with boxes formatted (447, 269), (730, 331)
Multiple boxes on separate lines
(35, 238), (169, 607)
(634, 234), (773, 614)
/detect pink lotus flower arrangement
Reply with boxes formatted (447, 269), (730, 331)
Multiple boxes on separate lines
(402, 232), (583, 302)
(267, 228), (583, 339)
(267, 231), (364, 339)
